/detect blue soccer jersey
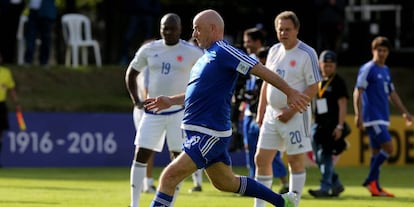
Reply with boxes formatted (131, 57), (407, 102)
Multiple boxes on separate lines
(182, 40), (258, 137)
(355, 61), (395, 126)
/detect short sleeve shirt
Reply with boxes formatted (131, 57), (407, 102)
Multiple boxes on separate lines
(355, 60), (394, 126)
(0, 67), (15, 102)
(314, 74), (349, 124)
(265, 41), (321, 109)
(129, 39), (204, 112)
(182, 40), (258, 137)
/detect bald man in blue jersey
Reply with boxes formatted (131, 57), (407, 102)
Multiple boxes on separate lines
(144, 9), (310, 207)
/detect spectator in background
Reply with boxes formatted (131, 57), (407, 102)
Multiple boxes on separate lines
(0, 54), (21, 167)
(308, 50), (348, 198)
(24, 0), (57, 66)
(316, 0), (345, 53)
(125, 13), (203, 207)
(0, 0), (26, 63)
(353, 36), (412, 197)
(241, 27), (289, 194)
(119, 0), (160, 65)
(254, 10), (321, 207)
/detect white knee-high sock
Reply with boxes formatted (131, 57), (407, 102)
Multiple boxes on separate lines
(192, 169), (203, 186)
(254, 175), (273, 207)
(290, 171), (306, 205)
(130, 161), (147, 207)
(143, 177), (154, 191)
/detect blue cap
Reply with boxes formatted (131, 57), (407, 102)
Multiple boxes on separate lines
(319, 50), (337, 63)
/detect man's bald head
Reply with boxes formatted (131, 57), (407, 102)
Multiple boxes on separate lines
(192, 9), (225, 49)
(194, 9), (224, 32)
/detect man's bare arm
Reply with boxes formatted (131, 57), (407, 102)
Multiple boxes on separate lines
(250, 63), (310, 112)
(144, 94), (185, 113)
(125, 66), (143, 108)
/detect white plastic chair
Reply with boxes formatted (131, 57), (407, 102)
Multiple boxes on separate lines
(61, 14), (102, 68)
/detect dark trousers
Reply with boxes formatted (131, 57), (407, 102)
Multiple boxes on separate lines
(24, 9), (54, 65)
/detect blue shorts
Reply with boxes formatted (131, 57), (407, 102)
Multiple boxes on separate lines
(366, 125), (391, 149)
(183, 130), (232, 169)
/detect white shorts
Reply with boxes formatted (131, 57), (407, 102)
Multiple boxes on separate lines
(135, 110), (184, 152)
(133, 107), (144, 130)
(257, 106), (312, 155)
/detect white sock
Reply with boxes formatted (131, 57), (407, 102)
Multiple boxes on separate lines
(170, 182), (182, 207)
(254, 175), (273, 207)
(130, 161), (147, 207)
(290, 171), (306, 205)
(192, 169), (203, 186)
(143, 177), (154, 191)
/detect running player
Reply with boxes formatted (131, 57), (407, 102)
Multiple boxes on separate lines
(144, 9), (310, 207)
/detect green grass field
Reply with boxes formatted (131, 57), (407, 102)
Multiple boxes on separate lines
(1, 166), (413, 207)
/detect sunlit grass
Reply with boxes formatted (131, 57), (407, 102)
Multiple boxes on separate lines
(0, 166), (413, 207)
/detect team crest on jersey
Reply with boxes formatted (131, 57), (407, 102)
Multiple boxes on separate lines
(176, 55), (183, 62)
(290, 60), (296, 67)
(236, 62), (249, 74)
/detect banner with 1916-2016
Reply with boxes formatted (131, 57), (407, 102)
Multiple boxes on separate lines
(2, 112), (136, 167)
(2, 112), (247, 168)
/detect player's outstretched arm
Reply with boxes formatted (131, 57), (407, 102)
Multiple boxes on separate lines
(250, 63), (310, 112)
(144, 94), (185, 113)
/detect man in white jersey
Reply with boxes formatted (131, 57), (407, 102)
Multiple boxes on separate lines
(144, 9), (310, 207)
(125, 13), (203, 207)
(254, 11), (321, 207)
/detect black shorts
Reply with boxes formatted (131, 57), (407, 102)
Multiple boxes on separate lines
(0, 102), (10, 131)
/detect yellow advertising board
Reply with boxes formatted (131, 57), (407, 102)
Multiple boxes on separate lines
(322, 115), (414, 166)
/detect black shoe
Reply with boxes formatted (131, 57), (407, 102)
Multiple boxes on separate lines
(189, 185), (202, 192)
(308, 189), (331, 198)
(331, 185), (345, 197)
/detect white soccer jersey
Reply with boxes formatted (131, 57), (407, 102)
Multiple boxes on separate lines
(129, 39), (203, 111)
(265, 41), (321, 110)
